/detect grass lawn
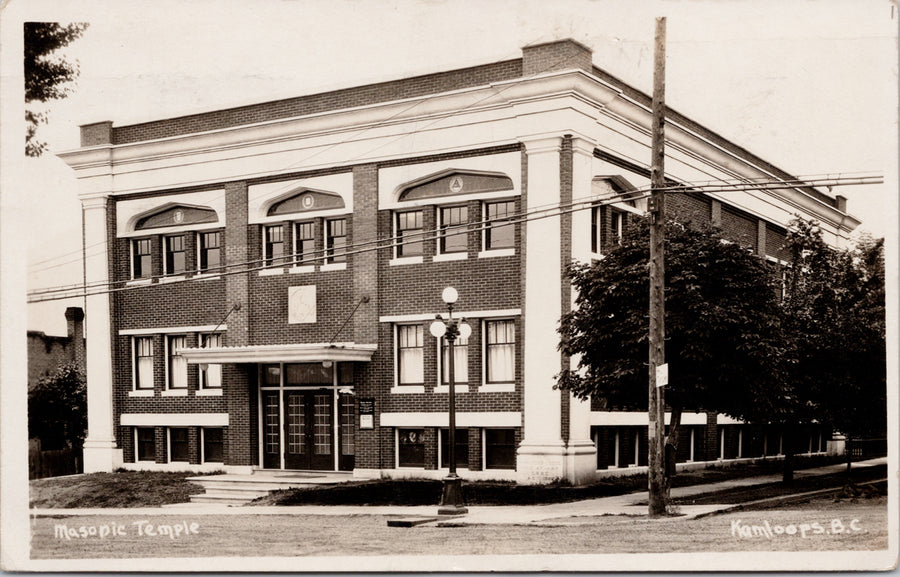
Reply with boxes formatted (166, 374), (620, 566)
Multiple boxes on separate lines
(670, 465), (887, 506)
(250, 455), (857, 506)
(29, 471), (214, 508)
(29, 495), (888, 559)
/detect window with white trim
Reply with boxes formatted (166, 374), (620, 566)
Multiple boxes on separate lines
(397, 428), (425, 468)
(264, 225), (284, 266)
(164, 234), (186, 275)
(397, 324), (424, 385)
(326, 218), (347, 263)
(439, 205), (468, 254)
(485, 319), (515, 383)
(484, 428), (516, 469)
(202, 427), (224, 463)
(440, 333), (468, 384)
(134, 336), (154, 390)
(396, 210), (424, 257)
(484, 200), (515, 250)
(198, 231), (222, 273)
(200, 333), (222, 388)
(439, 428), (469, 469)
(136, 427), (156, 462)
(132, 238), (152, 279)
(168, 427), (190, 462)
(167, 335), (188, 389)
(294, 221), (315, 265)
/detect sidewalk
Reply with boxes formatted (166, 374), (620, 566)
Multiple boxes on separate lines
(30, 457), (887, 525)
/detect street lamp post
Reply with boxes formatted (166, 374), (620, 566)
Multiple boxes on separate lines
(430, 287), (471, 516)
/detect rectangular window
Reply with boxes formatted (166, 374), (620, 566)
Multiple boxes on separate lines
(169, 427), (190, 462)
(200, 333), (222, 388)
(396, 210), (424, 257)
(202, 428), (224, 463)
(398, 428), (425, 468)
(264, 225), (284, 266)
(136, 427), (155, 462)
(133, 238), (152, 279)
(485, 428), (516, 469)
(439, 428), (469, 469)
(134, 336), (154, 390)
(164, 235), (186, 275)
(439, 206), (468, 254)
(199, 231), (221, 273)
(397, 325), (424, 385)
(441, 334), (468, 384)
(340, 394), (355, 456)
(294, 221), (315, 265)
(326, 219), (347, 263)
(591, 205), (599, 254)
(167, 335), (187, 389)
(485, 319), (515, 383)
(610, 210), (624, 242)
(485, 200), (515, 250)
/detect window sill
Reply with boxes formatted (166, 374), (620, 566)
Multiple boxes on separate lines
(479, 383), (516, 393)
(158, 275), (186, 284)
(321, 262), (347, 271)
(389, 256), (423, 266)
(433, 384), (470, 394)
(477, 248), (515, 259)
(129, 390), (155, 397)
(258, 268), (284, 276)
(289, 265), (316, 274)
(193, 273), (221, 280)
(390, 385), (425, 394)
(196, 388), (223, 397)
(433, 252), (467, 263)
(162, 389), (188, 397)
(126, 278), (154, 286)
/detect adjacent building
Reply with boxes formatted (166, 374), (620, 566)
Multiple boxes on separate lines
(59, 39), (858, 484)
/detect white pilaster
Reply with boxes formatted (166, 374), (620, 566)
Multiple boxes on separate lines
(517, 136), (566, 484)
(565, 137), (598, 484)
(81, 195), (123, 472)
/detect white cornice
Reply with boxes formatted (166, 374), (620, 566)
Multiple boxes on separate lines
(55, 68), (856, 235)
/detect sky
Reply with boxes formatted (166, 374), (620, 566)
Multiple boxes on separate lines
(3, 0), (897, 336)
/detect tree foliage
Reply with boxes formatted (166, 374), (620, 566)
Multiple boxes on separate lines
(557, 218), (786, 424)
(781, 220), (886, 441)
(28, 363), (87, 450)
(24, 22), (88, 156)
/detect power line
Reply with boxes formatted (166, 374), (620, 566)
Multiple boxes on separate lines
(25, 171), (880, 303)
(27, 186), (650, 303)
(26, 172), (879, 297)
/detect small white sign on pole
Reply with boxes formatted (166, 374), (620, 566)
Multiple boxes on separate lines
(656, 363), (669, 387)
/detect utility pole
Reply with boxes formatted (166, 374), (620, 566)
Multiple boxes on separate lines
(647, 16), (668, 518)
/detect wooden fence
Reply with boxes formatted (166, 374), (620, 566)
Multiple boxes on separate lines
(28, 441), (81, 479)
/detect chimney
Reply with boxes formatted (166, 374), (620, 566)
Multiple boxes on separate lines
(522, 39), (594, 77)
(65, 307), (86, 372)
(835, 194), (848, 213)
(80, 121), (113, 147)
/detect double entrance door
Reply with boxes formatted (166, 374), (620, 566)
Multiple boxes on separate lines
(262, 389), (354, 471)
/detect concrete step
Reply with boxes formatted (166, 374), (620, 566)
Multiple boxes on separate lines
(189, 494), (253, 506)
(188, 471), (354, 506)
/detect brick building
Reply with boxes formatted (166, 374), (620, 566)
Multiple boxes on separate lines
(27, 307), (86, 390)
(60, 39), (858, 483)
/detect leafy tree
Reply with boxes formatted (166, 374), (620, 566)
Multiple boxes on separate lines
(28, 363), (87, 450)
(557, 217), (786, 484)
(24, 22), (88, 157)
(781, 220), (886, 474)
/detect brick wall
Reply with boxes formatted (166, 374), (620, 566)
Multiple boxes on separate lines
(107, 61), (522, 145)
(522, 39), (593, 76)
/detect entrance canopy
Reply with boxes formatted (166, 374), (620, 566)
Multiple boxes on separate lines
(179, 342), (376, 364)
